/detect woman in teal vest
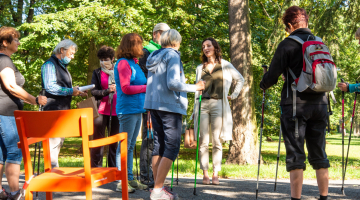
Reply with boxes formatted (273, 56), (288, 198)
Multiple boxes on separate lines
(114, 33), (148, 193)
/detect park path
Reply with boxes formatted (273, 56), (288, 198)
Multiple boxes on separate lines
(3, 176), (359, 199)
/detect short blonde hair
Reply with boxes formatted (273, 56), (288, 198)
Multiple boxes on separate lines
(356, 28), (360, 40)
(160, 29), (182, 48)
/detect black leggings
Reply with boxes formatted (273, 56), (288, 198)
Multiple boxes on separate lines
(90, 114), (119, 167)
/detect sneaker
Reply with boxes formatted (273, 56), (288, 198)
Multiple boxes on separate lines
(150, 189), (176, 200)
(150, 187), (179, 199)
(0, 188), (8, 200)
(163, 186), (179, 199)
(115, 182), (135, 193)
(129, 180), (148, 190)
(7, 190), (23, 200)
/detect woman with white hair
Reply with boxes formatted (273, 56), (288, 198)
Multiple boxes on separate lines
(41, 39), (87, 169)
(144, 29), (205, 200)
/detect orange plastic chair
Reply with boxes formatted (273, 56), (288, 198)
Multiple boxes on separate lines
(14, 108), (128, 200)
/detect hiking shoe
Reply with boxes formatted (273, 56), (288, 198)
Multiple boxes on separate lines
(141, 180), (154, 188)
(129, 180), (148, 190)
(0, 188), (8, 200)
(116, 182), (135, 193)
(150, 188), (177, 200)
(163, 186), (179, 199)
(7, 190), (23, 200)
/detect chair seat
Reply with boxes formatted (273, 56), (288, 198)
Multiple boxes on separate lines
(28, 167), (120, 192)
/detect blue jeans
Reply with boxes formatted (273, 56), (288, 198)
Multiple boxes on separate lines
(0, 115), (22, 165)
(116, 113), (142, 181)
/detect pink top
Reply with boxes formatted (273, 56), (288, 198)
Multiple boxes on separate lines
(98, 71), (117, 116)
(118, 59), (146, 95)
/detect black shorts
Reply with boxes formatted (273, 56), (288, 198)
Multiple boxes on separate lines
(281, 104), (330, 172)
(150, 109), (182, 161)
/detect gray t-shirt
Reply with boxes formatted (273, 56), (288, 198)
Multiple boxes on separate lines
(0, 54), (25, 116)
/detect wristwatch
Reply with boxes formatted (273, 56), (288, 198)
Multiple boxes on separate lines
(35, 97), (39, 105)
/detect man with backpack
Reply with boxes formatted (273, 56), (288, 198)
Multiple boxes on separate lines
(260, 6), (334, 200)
(138, 23), (171, 187)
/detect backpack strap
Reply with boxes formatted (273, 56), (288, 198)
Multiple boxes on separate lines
(287, 35), (305, 45)
(314, 36), (323, 42)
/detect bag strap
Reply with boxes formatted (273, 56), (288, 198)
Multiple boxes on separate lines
(287, 35), (305, 45)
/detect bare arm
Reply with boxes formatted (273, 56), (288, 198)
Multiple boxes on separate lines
(0, 67), (45, 105)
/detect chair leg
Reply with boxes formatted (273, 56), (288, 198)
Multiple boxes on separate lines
(85, 186), (92, 200)
(46, 192), (52, 200)
(122, 178), (128, 200)
(25, 189), (32, 200)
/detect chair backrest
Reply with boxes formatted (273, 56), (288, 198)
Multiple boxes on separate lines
(14, 108), (94, 138)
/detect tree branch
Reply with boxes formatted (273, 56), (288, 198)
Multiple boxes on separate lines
(254, 0), (271, 20)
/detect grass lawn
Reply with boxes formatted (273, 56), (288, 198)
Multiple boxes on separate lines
(22, 134), (360, 180)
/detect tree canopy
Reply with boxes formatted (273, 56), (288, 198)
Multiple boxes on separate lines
(1, 0), (360, 141)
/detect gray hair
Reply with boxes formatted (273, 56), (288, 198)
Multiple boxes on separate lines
(53, 39), (78, 54)
(160, 29), (182, 48)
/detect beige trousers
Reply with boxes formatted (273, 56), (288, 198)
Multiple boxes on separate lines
(199, 99), (223, 172)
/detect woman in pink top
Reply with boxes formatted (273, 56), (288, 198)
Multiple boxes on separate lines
(90, 45), (118, 168)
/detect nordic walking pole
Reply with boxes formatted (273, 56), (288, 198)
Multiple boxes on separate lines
(274, 125), (282, 191)
(106, 81), (115, 168)
(176, 156), (179, 185)
(147, 111), (150, 187)
(343, 80), (358, 193)
(171, 160), (175, 191)
(35, 88), (45, 199)
(341, 78), (345, 195)
(194, 80), (204, 196)
(256, 65), (268, 199)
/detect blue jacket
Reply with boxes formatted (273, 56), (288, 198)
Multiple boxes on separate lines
(114, 58), (147, 115)
(144, 48), (197, 115)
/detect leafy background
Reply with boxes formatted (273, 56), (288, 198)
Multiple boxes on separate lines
(1, 0), (360, 139)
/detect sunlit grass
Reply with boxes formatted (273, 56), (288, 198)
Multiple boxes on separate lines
(22, 134), (360, 180)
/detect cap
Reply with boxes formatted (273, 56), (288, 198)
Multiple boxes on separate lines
(153, 23), (170, 33)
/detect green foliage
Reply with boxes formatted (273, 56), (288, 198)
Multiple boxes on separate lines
(2, 0), (360, 139)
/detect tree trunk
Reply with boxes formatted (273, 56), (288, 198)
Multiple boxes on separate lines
(11, 0), (24, 27)
(88, 39), (100, 86)
(24, 0), (36, 36)
(226, 0), (258, 165)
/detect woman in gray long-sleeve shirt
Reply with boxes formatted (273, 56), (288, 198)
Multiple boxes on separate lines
(144, 29), (205, 200)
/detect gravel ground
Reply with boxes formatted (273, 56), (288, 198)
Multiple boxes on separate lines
(2, 176), (359, 199)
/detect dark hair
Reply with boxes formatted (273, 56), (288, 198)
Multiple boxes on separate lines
(115, 33), (143, 59)
(97, 45), (115, 60)
(0, 26), (20, 51)
(282, 6), (309, 29)
(201, 37), (222, 68)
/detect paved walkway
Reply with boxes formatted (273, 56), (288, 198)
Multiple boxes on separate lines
(2, 176), (359, 199)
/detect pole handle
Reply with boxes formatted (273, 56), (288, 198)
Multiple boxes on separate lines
(199, 79), (204, 95)
(40, 89), (46, 96)
(262, 65), (268, 74)
(341, 78), (345, 83)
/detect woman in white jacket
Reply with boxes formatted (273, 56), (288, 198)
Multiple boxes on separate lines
(193, 37), (244, 185)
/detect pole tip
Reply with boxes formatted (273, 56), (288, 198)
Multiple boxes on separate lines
(256, 189), (258, 199)
(274, 184), (276, 191)
(341, 187), (345, 195)
(193, 188), (197, 195)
